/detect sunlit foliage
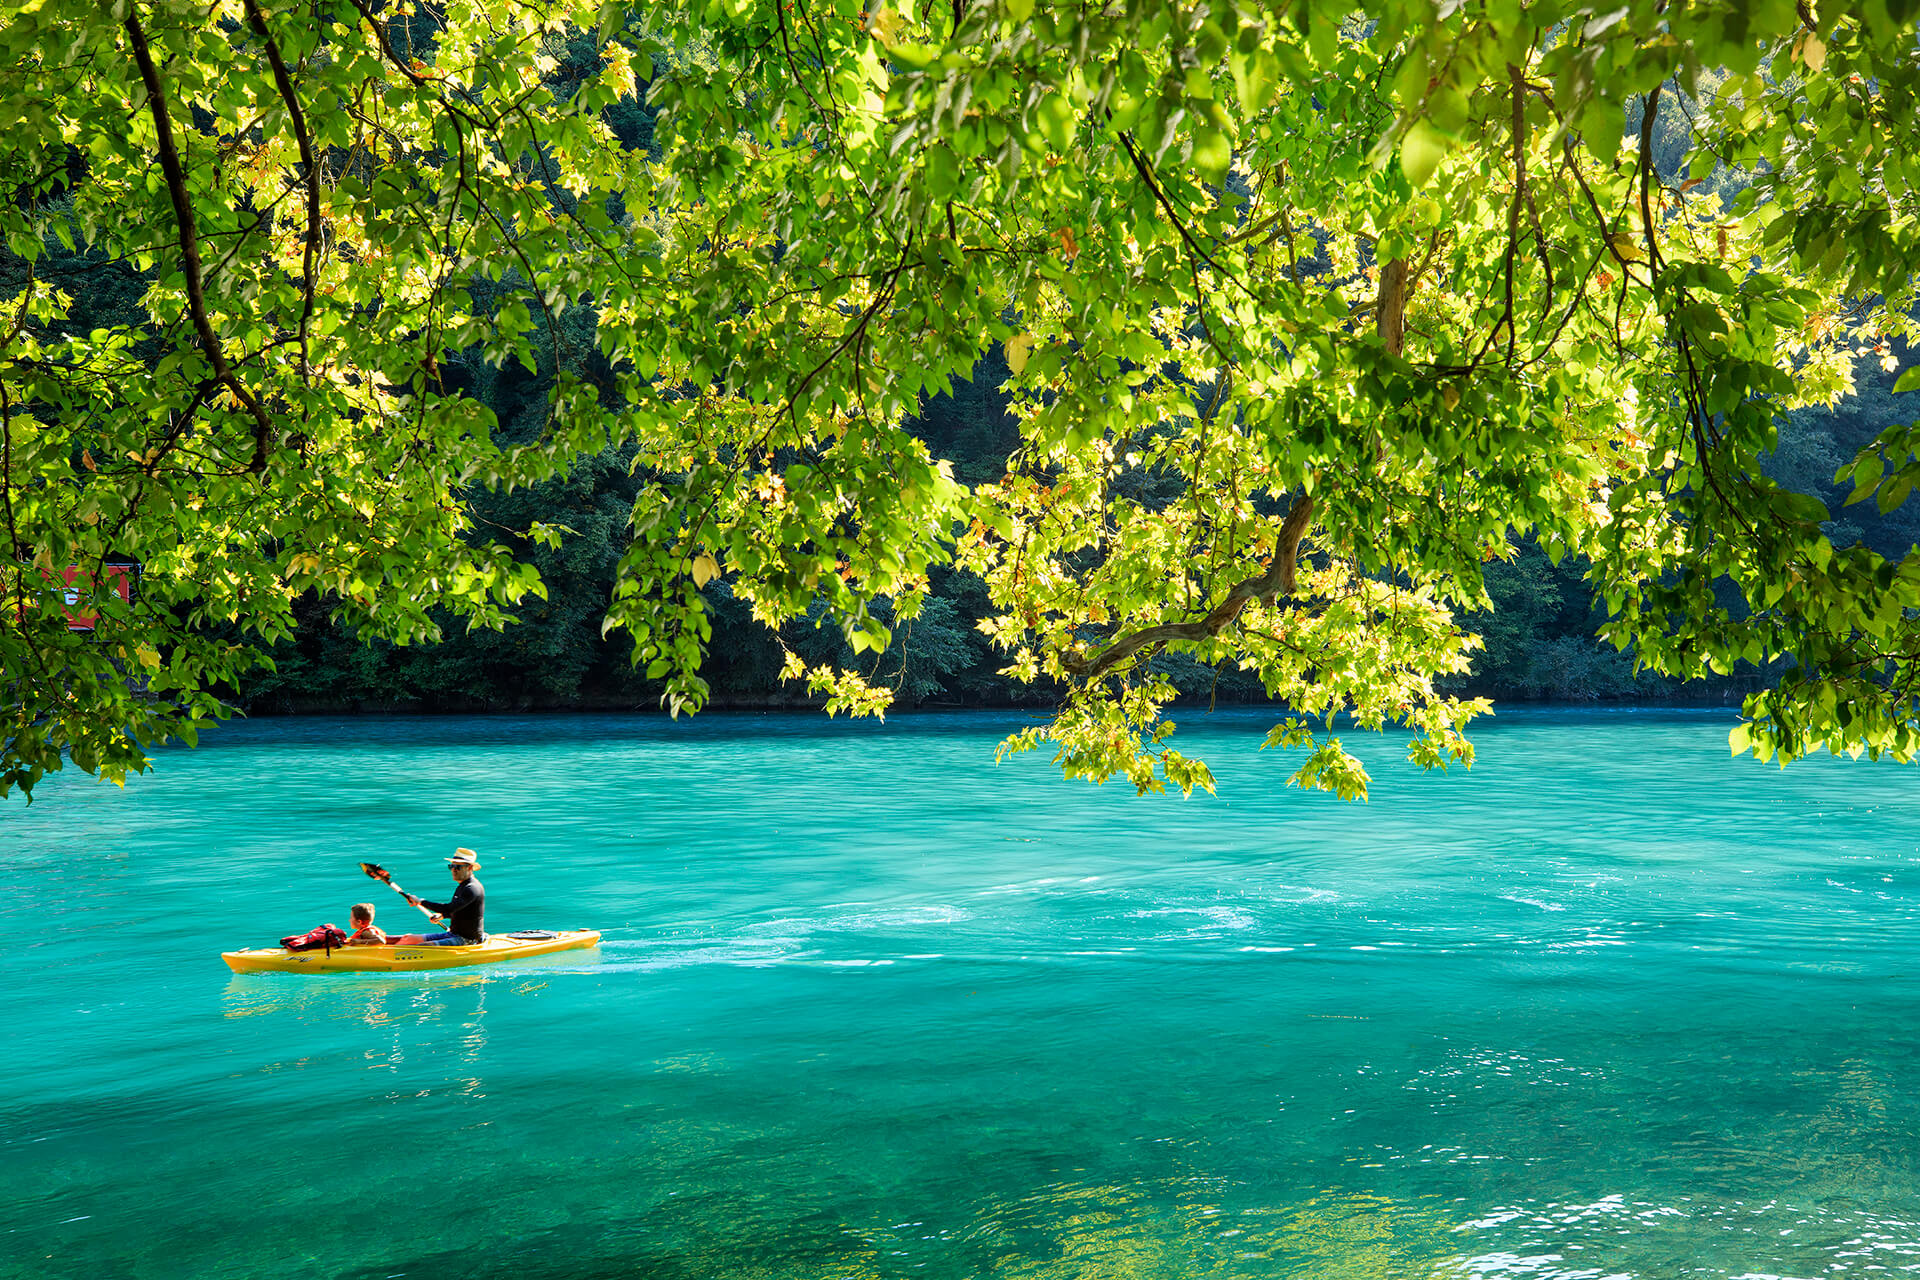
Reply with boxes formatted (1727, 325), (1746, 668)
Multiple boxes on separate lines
(4, 0), (1920, 798)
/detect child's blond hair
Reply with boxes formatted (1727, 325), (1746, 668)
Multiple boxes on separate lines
(350, 902), (376, 925)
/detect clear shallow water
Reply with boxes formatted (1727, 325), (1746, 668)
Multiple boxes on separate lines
(4, 707), (1920, 1280)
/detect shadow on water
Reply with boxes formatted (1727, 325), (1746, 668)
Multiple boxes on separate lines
(338, 1179), (1473, 1280)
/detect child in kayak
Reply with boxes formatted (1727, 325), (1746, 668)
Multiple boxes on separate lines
(344, 903), (390, 947)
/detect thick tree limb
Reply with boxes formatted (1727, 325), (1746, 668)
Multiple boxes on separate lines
(124, 8), (275, 472)
(1060, 491), (1314, 680)
(1376, 257), (1408, 356)
(1637, 83), (1664, 272)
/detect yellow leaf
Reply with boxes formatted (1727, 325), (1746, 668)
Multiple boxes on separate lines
(1799, 31), (1827, 73)
(603, 45), (637, 98)
(1609, 232), (1647, 263)
(1005, 333), (1034, 375)
(691, 553), (720, 588)
(136, 646), (161, 670)
(867, 4), (902, 42)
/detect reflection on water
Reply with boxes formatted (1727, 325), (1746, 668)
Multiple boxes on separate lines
(980, 1184), (1468, 1280)
(221, 967), (495, 1020)
(8, 709), (1920, 1279)
(222, 968), (531, 1096)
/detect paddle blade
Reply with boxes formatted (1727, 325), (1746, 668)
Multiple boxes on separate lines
(359, 862), (390, 883)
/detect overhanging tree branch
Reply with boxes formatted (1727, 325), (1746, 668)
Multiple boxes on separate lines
(243, 0), (320, 383)
(1059, 242), (1409, 682)
(124, 7), (276, 473)
(1637, 83), (1664, 273)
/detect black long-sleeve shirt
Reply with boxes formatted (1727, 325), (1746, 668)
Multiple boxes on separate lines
(420, 878), (485, 942)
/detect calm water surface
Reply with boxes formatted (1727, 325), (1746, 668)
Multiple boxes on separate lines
(4, 708), (1920, 1280)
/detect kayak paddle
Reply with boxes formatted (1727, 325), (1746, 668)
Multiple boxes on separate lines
(359, 861), (439, 922)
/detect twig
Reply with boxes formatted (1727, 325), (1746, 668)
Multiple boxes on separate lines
(775, 0), (834, 128)
(1114, 129), (1241, 365)
(243, 0), (320, 382)
(1503, 62), (1527, 366)
(674, 236), (919, 595)
(1113, 128), (1242, 289)
(345, 0), (425, 83)
(0, 263), (33, 360)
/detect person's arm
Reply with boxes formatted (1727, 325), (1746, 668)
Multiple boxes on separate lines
(410, 886), (470, 917)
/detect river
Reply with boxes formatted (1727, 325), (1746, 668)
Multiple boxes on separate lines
(4, 708), (1920, 1279)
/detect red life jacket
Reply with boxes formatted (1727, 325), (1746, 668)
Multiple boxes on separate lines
(281, 924), (350, 954)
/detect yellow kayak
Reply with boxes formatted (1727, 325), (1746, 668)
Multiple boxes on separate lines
(222, 929), (601, 974)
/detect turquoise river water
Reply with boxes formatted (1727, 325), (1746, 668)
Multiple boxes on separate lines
(4, 708), (1920, 1280)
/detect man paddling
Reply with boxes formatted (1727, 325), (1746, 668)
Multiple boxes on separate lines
(404, 849), (486, 946)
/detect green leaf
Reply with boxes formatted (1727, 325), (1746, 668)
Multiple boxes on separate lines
(12, 0), (1920, 810)
(1036, 92), (1075, 153)
(1230, 46), (1279, 113)
(1399, 120), (1448, 187)
(1845, 452), (1884, 505)
(1191, 126), (1231, 182)
(1878, 472), (1914, 516)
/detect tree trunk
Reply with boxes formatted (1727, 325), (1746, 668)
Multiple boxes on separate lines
(1376, 257), (1408, 356)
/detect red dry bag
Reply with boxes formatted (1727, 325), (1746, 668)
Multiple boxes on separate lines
(281, 924), (349, 955)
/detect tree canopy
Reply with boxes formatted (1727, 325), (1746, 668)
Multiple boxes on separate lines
(3, 0), (1920, 799)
